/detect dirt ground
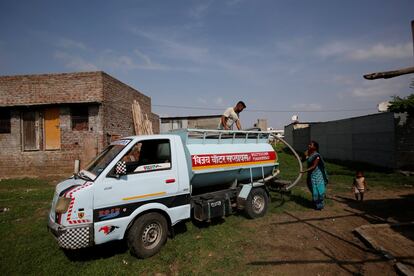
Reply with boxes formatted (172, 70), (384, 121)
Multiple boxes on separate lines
(243, 188), (414, 275)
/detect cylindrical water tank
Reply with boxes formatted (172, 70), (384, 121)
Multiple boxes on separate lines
(186, 142), (277, 189)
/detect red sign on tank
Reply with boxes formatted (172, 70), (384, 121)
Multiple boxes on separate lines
(191, 151), (276, 170)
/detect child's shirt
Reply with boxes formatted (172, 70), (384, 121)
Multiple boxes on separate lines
(354, 176), (365, 191)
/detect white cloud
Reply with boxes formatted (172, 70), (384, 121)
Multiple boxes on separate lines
(133, 49), (153, 66)
(133, 49), (170, 70)
(100, 53), (137, 71)
(316, 41), (351, 58)
(53, 51), (98, 71)
(54, 37), (171, 72)
(351, 78), (406, 98)
(97, 49), (168, 71)
(348, 42), (412, 61)
(129, 27), (257, 78)
(317, 41), (412, 61)
(329, 75), (356, 86)
(129, 28), (209, 65)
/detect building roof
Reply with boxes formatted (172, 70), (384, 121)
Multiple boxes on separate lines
(0, 71), (104, 107)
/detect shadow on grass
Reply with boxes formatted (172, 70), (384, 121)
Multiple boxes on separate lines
(288, 193), (314, 209)
(63, 221), (194, 262)
(247, 246), (413, 274)
(333, 194), (414, 243)
(63, 240), (129, 261)
(334, 194), (414, 223)
(64, 206), (274, 262)
(191, 217), (227, 229)
(269, 189), (314, 210)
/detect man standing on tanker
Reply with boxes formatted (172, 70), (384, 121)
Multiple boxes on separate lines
(218, 101), (246, 130)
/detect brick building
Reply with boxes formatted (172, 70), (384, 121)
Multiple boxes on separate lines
(0, 71), (159, 178)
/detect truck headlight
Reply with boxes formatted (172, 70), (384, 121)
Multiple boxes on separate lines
(55, 197), (71, 214)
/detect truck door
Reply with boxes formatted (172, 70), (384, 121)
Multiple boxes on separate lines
(94, 138), (179, 222)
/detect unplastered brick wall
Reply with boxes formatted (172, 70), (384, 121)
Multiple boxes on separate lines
(59, 105), (104, 169)
(150, 112), (160, 134)
(0, 72), (104, 107)
(0, 71), (159, 178)
(0, 110), (21, 155)
(102, 73), (160, 139)
(0, 105), (104, 178)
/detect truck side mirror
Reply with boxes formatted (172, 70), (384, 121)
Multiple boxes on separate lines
(115, 161), (127, 177)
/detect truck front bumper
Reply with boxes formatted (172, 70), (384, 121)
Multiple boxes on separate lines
(48, 219), (93, 250)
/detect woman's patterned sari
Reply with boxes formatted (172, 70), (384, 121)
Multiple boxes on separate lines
(306, 152), (328, 210)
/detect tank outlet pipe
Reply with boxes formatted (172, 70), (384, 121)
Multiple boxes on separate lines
(269, 134), (303, 191)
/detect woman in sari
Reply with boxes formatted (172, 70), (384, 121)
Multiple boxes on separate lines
(301, 141), (328, 210)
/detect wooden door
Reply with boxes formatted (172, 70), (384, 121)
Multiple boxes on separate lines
(22, 111), (40, 150)
(82, 136), (97, 168)
(44, 107), (61, 150)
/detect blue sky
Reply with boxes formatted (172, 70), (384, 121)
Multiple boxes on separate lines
(1, 0), (413, 129)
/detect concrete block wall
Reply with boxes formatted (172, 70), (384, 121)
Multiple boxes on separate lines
(292, 127), (311, 153)
(350, 112), (395, 168)
(160, 116), (221, 133)
(284, 124), (294, 146)
(284, 112), (414, 169)
(187, 117), (221, 129)
(312, 119), (354, 161)
(395, 114), (414, 170)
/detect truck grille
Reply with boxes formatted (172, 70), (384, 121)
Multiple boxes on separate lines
(57, 226), (92, 249)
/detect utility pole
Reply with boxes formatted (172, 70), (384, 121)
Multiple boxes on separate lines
(363, 20), (414, 80)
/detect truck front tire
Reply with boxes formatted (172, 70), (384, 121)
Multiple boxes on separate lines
(245, 188), (269, 219)
(127, 212), (168, 258)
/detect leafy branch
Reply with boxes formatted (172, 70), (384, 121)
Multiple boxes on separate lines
(388, 93), (414, 115)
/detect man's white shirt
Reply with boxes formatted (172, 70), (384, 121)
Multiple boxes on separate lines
(219, 107), (239, 129)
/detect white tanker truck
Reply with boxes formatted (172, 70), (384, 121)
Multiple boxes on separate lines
(47, 129), (302, 258)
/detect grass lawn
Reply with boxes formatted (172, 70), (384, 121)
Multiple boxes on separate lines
(1, 149), (413, 275)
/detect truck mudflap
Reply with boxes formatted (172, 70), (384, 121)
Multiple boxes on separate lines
(48, 219), (93, 250)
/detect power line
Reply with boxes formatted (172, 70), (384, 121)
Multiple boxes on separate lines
(152, 104), (377, 113)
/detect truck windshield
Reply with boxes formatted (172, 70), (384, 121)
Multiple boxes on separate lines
(85, 139), (131, 177)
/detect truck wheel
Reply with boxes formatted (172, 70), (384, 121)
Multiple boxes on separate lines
(245, 188), (268, 219)
(127, 212), (168, 258)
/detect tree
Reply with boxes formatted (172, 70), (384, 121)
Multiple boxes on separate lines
(388, 94), (414, 115)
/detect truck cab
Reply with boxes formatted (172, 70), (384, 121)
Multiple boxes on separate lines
(48, 134), (191, 258)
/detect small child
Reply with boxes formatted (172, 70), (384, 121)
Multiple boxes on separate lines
(353, 171), (367, 201)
